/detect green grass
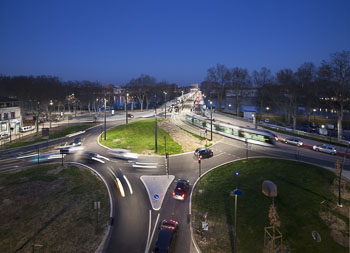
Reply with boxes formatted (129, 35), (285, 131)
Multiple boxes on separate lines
(1, 123), (95, 150)
(0, 164), (109, 252)
(192, 158), (347, 253)
(101, 119), (183, 155)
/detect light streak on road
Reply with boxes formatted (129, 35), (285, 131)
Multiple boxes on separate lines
(132, 164), (157, 168)
(116, 177), (125, 197)
(107, 167), (125, 197)
(123, 175), (133, 195)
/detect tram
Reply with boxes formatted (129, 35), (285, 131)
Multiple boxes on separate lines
(185, 112), (276, 147)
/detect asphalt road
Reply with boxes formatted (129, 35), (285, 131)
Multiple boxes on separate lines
(1, 103), (350, 253)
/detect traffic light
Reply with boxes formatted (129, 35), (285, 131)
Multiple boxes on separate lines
(198, 157), (201, 163)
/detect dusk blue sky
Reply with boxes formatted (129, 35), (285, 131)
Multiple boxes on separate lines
(1, 0), (349, 85)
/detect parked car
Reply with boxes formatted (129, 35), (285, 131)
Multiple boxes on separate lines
(194, 147), (213, 159)
(154, 220), (178, 253)
(284, 138), (303, 146)
(0, 133), (9, 140)
(172, 179), (190, 200)
(312, 144), (337, 155)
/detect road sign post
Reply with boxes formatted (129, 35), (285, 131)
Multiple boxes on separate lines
(198, 157), (201, 177)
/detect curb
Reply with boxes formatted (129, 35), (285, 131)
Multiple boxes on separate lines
(188, 156), (342, 253)
(69, 162), (114, 253)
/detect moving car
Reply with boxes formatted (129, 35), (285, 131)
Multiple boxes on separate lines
(172, 179), (190, 200)
(194, 147), (213, 159)
(154, 220), (178, 253)
(284, 138), (303, 147)
(73, 137), (82, 146)
(127, 114), (134, 118)
(312, 144), (337, 155)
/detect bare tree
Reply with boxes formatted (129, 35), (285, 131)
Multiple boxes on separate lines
(230, 67), (250, 116)
(204, 64), (230, 108)
(253, 67), (274, 120)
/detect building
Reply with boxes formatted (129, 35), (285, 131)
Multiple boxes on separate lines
(0, 97), (22, 138)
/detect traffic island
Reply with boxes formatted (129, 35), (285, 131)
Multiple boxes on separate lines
(191, 158), (349, 252)
(0, 164), (110, 252)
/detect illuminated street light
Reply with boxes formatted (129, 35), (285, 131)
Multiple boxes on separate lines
(49, 100), (53, 128)
(210, 101), (213, 141)
(164, 91), (167, 119)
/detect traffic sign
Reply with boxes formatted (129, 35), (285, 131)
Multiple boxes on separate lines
(233, 189), (243, 196)
(154, 194), (159, 200)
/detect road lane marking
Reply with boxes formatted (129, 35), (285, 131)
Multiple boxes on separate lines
(97, 154), (110, 160)
(135, 162), (158, 165)
(145, 210), (152, 252)
(145, 213), (160, 253)
(92, 157), (105, 163)
(132, 164), (157, 168)
(123, 175), (133, 195)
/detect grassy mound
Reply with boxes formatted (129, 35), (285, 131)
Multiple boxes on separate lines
(101, 119), (183, 155)
(192, 158), (348, 252)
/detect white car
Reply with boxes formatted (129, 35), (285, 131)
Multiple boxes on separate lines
(313, 144), (337, 155)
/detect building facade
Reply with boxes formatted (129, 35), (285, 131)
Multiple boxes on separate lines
(0, 97), (22, 138)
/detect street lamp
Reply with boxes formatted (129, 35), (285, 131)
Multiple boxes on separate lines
(164, 91), (167, 119)
(126, 93), (129, 125)
(154, 94), (158, 153)
(313, 108), (317, 122)
(104, 97), (107, 140)
(210, 101), (213, 141)
(266, 106), (270, 112)
(233, 188), (243, 253)
(49, 100), (53, 128)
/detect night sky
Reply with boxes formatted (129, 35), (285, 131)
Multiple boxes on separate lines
(1, 0), (349, 85)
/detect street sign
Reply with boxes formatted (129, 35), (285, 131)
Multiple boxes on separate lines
(60, 148), (70, 154)
(202, 221), (208, 231)
(154, 194), (159, 200)
(233, 189), (243, 196)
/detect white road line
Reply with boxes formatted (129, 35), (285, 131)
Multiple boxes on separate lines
(145, 210), (152, 253)
(92, 157), (105, 163)
(16, 154), (38, 159)
(116, 177), (125, 197)
(132, 164), (157, 169)
(146, 213), (160, 253)
(135, 162), (158, 165)
(123, 175), (133, 195)
(97, 154), (110, 161)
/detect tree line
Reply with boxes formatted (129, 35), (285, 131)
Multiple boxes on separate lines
(0, 74), (181, 116)
(201, 50), (350, 141)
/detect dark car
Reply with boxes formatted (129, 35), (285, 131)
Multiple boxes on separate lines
(172, 179), (190, 200)
(154, 220), (178, 253)
(194, 147), (213, 159)
(127, 114), (134, 118)
(73, 137), (82, 146)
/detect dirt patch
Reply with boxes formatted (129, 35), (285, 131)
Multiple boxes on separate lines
(158, 119), (222, 152)
(320, 211), (349, 247)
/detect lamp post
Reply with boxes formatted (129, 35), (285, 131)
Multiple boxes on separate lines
(233, 188), (243, 253)
(338, 141), (350, 207)
(210, 101), (213, 141)
(104, 97), (107, 140)
(126, 93), (129, 125)
(49, 100), (53, 128)
(36, 101), (40, 136)
(312, 108), (317, 122)
(164, 91), (167, 119)
(155, 95), (158, 153)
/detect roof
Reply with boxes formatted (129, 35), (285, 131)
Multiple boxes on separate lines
(0, 97), (18, 103)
